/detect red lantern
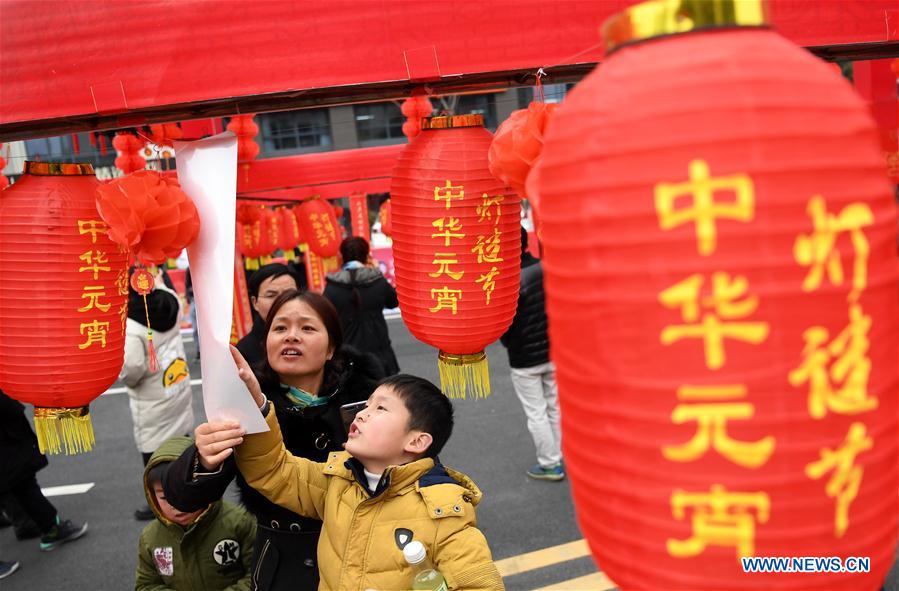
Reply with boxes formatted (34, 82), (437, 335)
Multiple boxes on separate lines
(296, 198), (341, 258)
(488, 101), (557, 203)
(0, 162), (129, 454)
(378, 200), (392, 237)
(277, 207), (303, 258)
(236, 204), (265, 270)
(227, 115), (260, 175)
(147, 123), (183, 148)
(95, 170), (200, 265)
(401, 95), (433, 139)
(538, 3), (898, 589)
(262, 208), (280, 257)
(113, 132), (146, 174)
(391, 115), (521, 397)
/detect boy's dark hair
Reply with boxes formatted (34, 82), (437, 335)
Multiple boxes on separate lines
(146, 461), (170, 488)
(379, 374), (453, 458)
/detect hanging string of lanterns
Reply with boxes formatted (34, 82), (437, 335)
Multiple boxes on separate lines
(227, 115), (260, 179)
(113, 132), (147, 175)
(401, 95), (435, 139)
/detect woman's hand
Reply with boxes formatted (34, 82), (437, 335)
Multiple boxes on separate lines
(195, 421), (245, 471)
(230, 345), (265, 408)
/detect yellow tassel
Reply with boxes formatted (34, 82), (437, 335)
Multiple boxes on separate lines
(437, 351), (491, 399)
(33, 406), (95, 455)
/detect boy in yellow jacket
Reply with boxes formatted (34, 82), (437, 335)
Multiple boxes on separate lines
(197, 351), (504, 591)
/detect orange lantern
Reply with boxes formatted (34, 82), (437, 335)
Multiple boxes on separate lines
(0, 162), (129, 454)
(538, 2), (898, 589)
(113, 132), (146, 174)
(391, 115), (521, 397)
(379, 200), (392, 237)
(296, 198), (341, 258)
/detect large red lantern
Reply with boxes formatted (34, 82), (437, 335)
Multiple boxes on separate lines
(391, 115), (521, 397)
(296, 198), (341, 258)
(538, 2), (898, 589)
(0, 162), (129, 454)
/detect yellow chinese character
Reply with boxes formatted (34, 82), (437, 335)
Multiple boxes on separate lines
(429, 287), (463, 314)
(78, 250), (111, 280)
(471, 228), (503, 264)
(434, 180), (464, 209)
(667, 484), (769, 560)
(118, 302), (128, 334)
(77, 219), (108, 244)
(78, 286), (112, 313)
(429, 253), (464, 281)
(477, 193), (504, 225)
(663, 385), (775, 468)
(794, 195), (873, 302)
(78, 320), (110, 349)
(805, 422), (873, 537)
(659, 272), (769, 370)
(655, 159), (755, 256)
(431, 217), (465, 247)
(788, 303), (875, 419)
(475, 266), (500, 305)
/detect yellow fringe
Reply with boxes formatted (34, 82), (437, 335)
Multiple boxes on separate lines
(437, 351), (491, 399)
(33, 407), (95, 455)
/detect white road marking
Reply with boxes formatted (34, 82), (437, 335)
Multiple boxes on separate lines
(41, 483), (95, 497)
(102, 378), (203, 396)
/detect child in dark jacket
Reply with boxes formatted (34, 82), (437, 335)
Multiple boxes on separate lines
(135, 437), (256, 591)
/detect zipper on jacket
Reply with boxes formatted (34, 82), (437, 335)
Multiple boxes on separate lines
(253, 539), (271, 586)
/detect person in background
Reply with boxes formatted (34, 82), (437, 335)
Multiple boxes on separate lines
(0, 391), (88, 552)
(135, 436), (255, 591)
(121, 267), (195, 520)
(236, 264), (299, 368)
(324, 236), (400, 375)
(185, 268), (200, 359)
(499, 227), (564, 481)
(163, 291), (384, 591)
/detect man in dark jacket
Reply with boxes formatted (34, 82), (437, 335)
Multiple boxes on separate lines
(235, 264), (298, 368)
(499, 227), (564, 481)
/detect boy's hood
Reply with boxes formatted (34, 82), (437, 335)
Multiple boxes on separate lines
(143, 436), (215, 526)
(325, 267), (383, 287)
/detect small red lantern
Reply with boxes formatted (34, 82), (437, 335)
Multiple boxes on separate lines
(0, 162), (130, 454)
(277, 207), (303, 259)
(147, 123), (183, 148)
(391, 115), (521, 397)
(378, 200), (392, 237)
(296, 198), (341, 258)
(538, 2), (898, 589)
(401, 95), (434, 139)
(113, 132), (146, 174)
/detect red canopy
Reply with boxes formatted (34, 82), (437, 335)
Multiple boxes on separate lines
(1, 0), (897, 141)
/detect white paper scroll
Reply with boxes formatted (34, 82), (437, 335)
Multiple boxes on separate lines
(174, 133), (268, 433)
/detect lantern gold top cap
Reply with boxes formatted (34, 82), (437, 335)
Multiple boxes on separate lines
(422, 114), (484, 130)
(602, 0), (769, 54)
(24, 161), (95, 176)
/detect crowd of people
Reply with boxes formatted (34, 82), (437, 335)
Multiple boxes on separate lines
(1, 229), (560, 590)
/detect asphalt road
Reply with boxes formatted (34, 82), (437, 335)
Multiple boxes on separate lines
(1, 317), (600, 591)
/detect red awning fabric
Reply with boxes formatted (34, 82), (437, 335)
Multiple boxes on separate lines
(1, 1), (896, 141)
(236, 144), (403, 203)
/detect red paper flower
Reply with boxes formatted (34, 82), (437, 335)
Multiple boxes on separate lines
(95, 170), (200, 264)
(488, 101), (556, 199)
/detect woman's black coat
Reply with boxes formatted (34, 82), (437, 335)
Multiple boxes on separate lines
(162, 348), (384, 591)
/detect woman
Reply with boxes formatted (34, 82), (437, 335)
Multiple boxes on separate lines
(323, 236), (400, 375)
(162, 291), (383, 591)
(119, 268), (194, 520)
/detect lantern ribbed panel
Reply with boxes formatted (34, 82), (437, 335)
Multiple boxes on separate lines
(538, 29), (898, 590)
(390, 124), (521, 357)
(0, 171), (129, 408)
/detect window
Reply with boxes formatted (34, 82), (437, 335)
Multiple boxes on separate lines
(257, 110), (332, 155)
(355, 102), (406, 147)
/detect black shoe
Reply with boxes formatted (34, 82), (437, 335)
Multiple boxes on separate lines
(14, 520), (41, 540)
(134, 505), (155, 521)
(39, 518), (88, 551)
(0, 561), (19, 580)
